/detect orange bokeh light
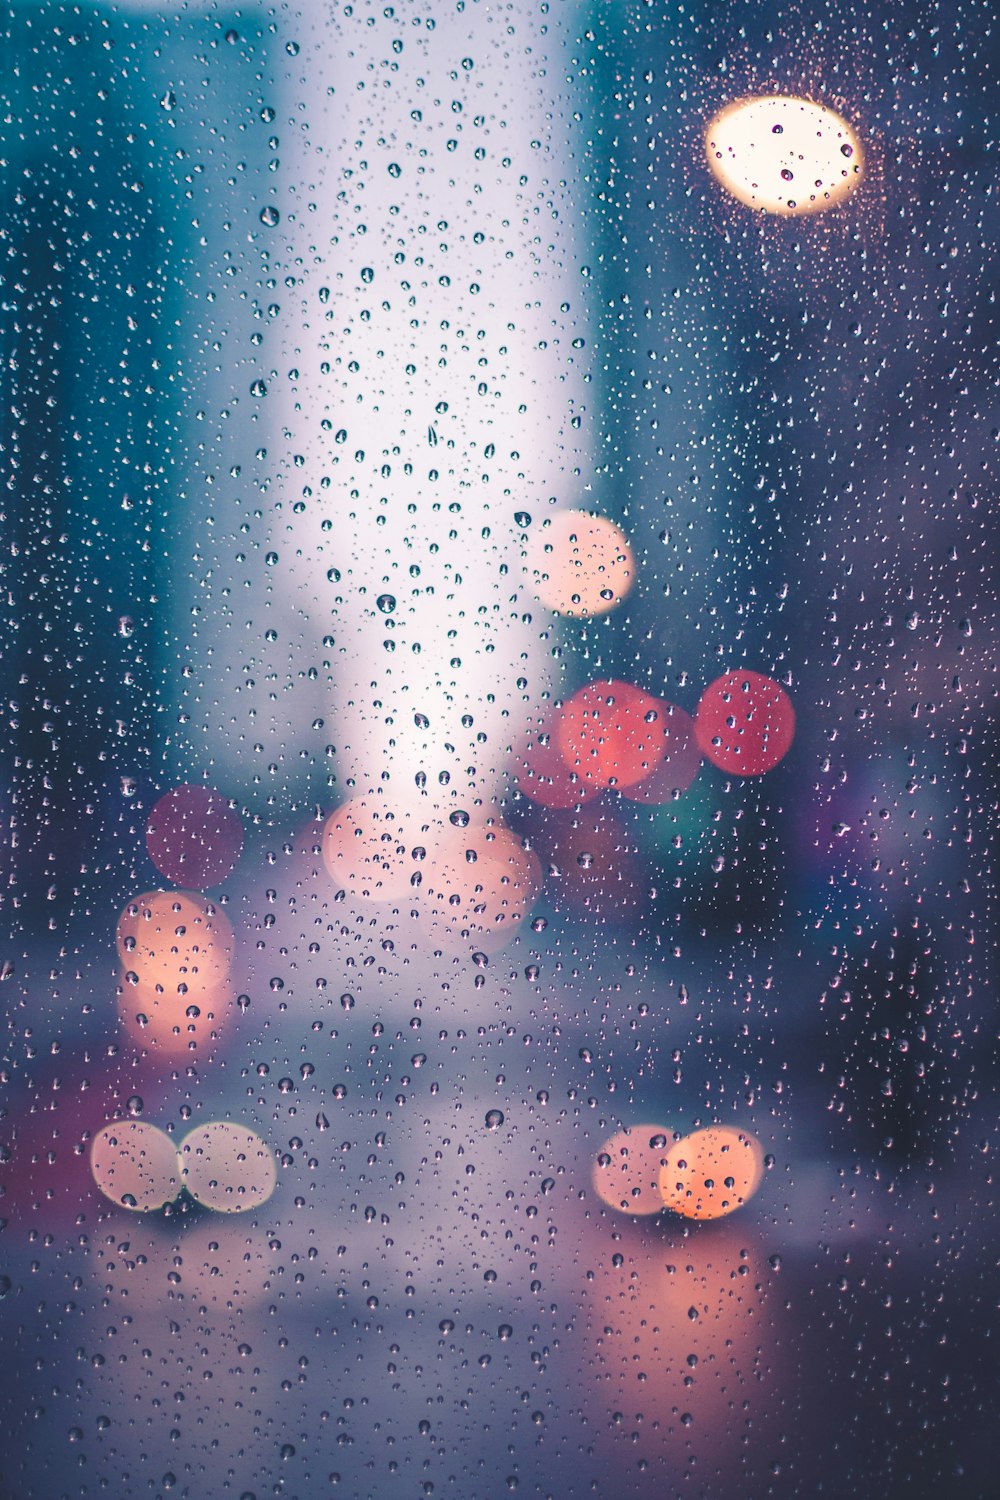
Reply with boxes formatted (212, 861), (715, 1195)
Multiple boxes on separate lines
(592, 1124), (674, 1216)
(323, 797), (432, 903)
(695, 670), (795, 776)
(116, 890), (234, 995)
(423, 820), (542, 950)
(557, 679), (666, 791)
(705, 95), (864, 216)
(90, 1119), (179, 1211)
(525, 510), (635, 618)
(658, 1125), (764, 1220)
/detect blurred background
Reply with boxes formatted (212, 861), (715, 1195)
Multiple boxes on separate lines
(2, 1), (997, 1497)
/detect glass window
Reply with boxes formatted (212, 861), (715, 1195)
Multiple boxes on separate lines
(2, 2), (995, 1496)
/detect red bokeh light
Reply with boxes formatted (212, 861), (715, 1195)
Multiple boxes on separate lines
(620, 700), (701, 803)
(695, 670), (795, 776)
(556, 679), (665, 791)
(514, 714), (601, 809)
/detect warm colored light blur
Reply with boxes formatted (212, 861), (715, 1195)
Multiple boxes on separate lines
(620, 700), (701, 804)
(423, 820), (543, 951)
(525, 510), (635, 618)
(658, 1125), (764, 1220)
(146, 784), (243, 888)
(513, 711), (600, 809)
(582, 1219), (772, 1474)
(118, 974), (233, 1060)
(116, 891), (234, 997)
(323, 797), (435, 903)
(90, 1119), (179, 1211)
(178, 1121), (277, 1214)
(695, 670), (795, 776)
(592, 1124), (674, 1216)
(705, 94), (863, 215)
(557, 679), (665, 791)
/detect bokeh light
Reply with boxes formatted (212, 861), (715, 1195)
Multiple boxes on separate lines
(513, 712), (600, 809)
(145, 784), (244, 888)
(705, 94), (864, 215)
(116, 890), (234, 995)
(695, 669), (795, 775)
(90, 1120), (179, 1212)
(557, 679), (666, 791)
(620, 700), (701, 803)
(323, 797), (433, 902)
(178, 1121), (277, 1214)
(525, 509), (635, 617)
(118, 975), (233, 1060)
(423, 819), (542, 950)
(582, 1218), (773, 1477)
(592, 1124), (674, 1215)
(658, 1124), (764, 1219)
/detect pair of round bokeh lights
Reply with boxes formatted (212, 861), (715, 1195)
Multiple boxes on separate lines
(90, 1118), (276, 1215)
(517, 669), (795, 812)
(593, 1124), (764, 1221)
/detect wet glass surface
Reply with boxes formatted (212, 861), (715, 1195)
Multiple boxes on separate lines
(2, 2), (998, 1496)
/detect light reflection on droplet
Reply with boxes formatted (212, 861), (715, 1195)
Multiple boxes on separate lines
(705, 95), (864, 216)
(90, 1120), (179, 1212)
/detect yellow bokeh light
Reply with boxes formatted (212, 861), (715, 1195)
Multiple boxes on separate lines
(705, 95), (863, 216)
(178, 1121), (277, 1214)
(525, 510), (634, 618)
(658, 1124), (764, 1220)
(592, 1123), (674, 1216)
(90, 1119), (179, 1211)
(116, 890), (234, 996)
